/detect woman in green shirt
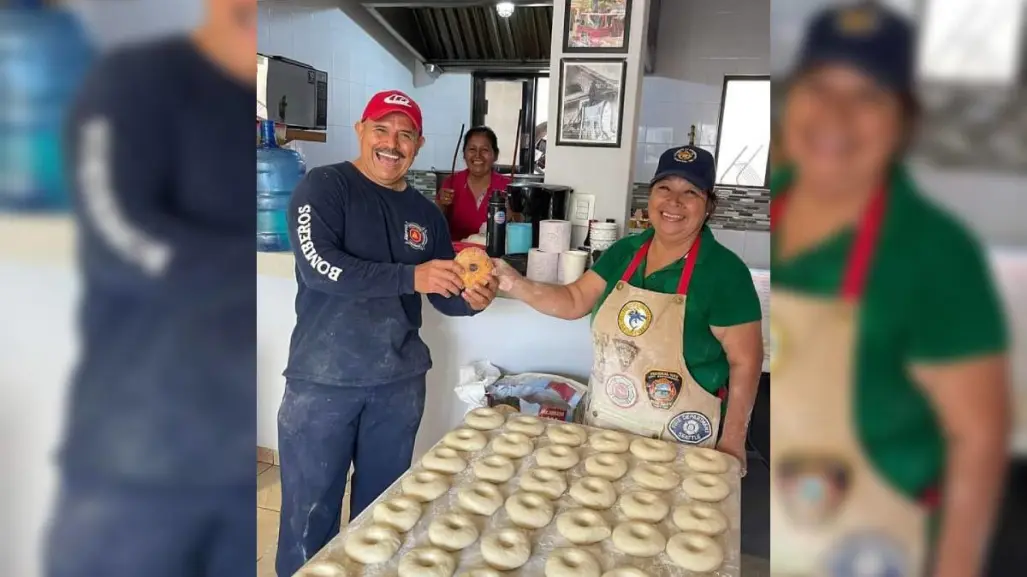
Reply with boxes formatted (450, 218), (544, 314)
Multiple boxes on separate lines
(493, 145), (763, 474)
(771, 4), (1010, 577)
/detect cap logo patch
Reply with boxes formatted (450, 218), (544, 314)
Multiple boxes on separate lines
(836, 7), (879, 35)
(674, 148), (696, 163)
(383, 93), (412, 107)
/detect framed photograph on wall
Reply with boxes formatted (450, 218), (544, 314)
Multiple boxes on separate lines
(563, 0), (632, 53)
(556, 58), (628, 148)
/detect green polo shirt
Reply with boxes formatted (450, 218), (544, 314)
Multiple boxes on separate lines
(589, 225), (762, 395)
(771, 166), (1008, 499)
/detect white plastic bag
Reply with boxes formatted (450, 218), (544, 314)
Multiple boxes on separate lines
(455, 360), (502, 414)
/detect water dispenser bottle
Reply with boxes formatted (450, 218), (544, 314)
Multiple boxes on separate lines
(256, 120), (306, 252)
(0, 0), (95, 211)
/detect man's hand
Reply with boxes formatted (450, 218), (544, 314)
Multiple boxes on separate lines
(414, 260), (464, 297)
(491, 257), (523, 292)
(717, 435), (748, 477)
(463, 275), (499, 311)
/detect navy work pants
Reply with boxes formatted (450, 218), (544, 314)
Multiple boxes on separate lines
(274, 376), (426, 576)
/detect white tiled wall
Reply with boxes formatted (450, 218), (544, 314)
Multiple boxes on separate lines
(257, 0), (472, 173)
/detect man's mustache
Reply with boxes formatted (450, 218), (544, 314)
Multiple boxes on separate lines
(374, 147), (406, 159)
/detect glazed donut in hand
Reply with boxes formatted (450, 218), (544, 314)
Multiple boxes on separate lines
(455, 247), (494, 288)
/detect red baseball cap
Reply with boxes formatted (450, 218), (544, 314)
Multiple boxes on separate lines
(361, 90), (423, 134)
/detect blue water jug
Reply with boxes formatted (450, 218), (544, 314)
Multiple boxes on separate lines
(0, 1), (95, 211)
(257, 120), (306, 252)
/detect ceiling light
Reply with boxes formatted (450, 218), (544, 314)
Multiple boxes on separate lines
(496, 2), (515, 18)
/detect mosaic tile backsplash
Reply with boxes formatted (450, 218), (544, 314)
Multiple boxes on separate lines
(405, 170), (770, 232)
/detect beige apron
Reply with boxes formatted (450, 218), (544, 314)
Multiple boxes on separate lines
(770, 191), (935, 577)
(586, 235), (724, 446)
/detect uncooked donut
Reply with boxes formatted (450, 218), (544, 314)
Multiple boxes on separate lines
(601, 569), (652, 577)
(682, 473), (731, 502)
(443, 428), (488, 452)
(398, 546), (457, 577)
(584, 453), (628, 480)
(504, 491), (555, 529)
(506, 414), (545, 437)
(629, 438), (677, 462)
(555, 508), (611, 544)
(589, 430), (630, 454)
(683, 446), (730, 474)
(465, 407), (506, 431)
(402, 470), (450, 502)
(569, 476), (617, 509)
(548, 423), (587, 446)
(480, 529), (531, 570)
(473, 454), (516, 483)
(455, 247), (494, 288)
(422, 447), (468, 474)
(618, 491), (669, 523)
(457, 481), (504, 516)
(631, 463), (680, 491)
(666, 531), (725, 573)
(457, 569), (503, 577)
(490, 431), (534, 459)
(611, 521), (666, 557)
(373, 495), (423, 532)
(428, 513), (480, 551)
(520, 467), (567, 499)
(535, 445), (580, 470)
(545, 548), (601, 577)
(672, 504), (728, 536)
(294, 560), (347, 576)
(344, 524), (402, 564)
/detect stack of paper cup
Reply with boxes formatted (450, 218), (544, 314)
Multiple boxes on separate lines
(558, 250), (589, 284)
(527, 248), (560, 283)
(539, 220), (573, 253)
(589, 221), (620, 251)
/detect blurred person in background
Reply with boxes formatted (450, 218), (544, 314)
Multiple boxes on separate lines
(275, 90), (498, 576)
(44, 0), (257, 576)
(435, 125), (512, 242)
(771, 3), (1010, 577)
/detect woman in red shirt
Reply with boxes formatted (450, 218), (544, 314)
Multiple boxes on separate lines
(437, 126), (512, 242)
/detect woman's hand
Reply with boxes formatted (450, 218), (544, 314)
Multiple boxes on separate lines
(463, 275), (499, 311)
(716, 435), (748, 477)
(491, 258), (523, 292)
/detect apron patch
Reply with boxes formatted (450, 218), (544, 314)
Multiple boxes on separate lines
(612, 339), (640, 370)
(593, 333), (610, 369)
(776, 454), (851, 527)
(667, 411), (712, 444)
(823, 531), (908, 577)
(644, 370), (682, 409)
(604, 374), (638, 408)
(617, 301), (652, 337)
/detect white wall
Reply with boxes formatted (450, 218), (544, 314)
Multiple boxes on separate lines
(258, 0), (473, 173)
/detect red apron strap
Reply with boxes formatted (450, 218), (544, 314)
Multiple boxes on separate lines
(620, 239), (651, 282)
(620, 235), (703, 296)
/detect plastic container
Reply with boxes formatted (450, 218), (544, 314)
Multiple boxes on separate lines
(0, 2), (95, 211)
(256, 120), (306, 252)
(505, 222), (532, 254)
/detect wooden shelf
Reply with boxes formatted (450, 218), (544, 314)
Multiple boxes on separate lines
(284, 128), (327, 144)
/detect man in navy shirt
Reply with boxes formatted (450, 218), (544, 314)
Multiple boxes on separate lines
(276, 90), (499, 575)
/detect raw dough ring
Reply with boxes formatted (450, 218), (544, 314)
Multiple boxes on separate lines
(457, 481), (504, 516)
(520, 467), (567, 499)
(422, 446), (468, 474)
(672, 504), (728, 536)
(548, 423), (588, 446)
(373, 495), (423, 532)
(535, 445), (580, 470)
(443, 428), (488, 452)
(618, 491), (669, 523)
(490, 431), (534, 459)
(402, 470), (450, 502)
(611, 521), (667, 557)
(480, 528), (532, 570)
(569, 476), (617, 509)
(455, 247), (494, 288)
(344, 524), (402, 564)
(465, 407), (506, 431)
(631, 463), (680, 491)
(684, 447), (730, 474)
(428, 513), (480, 551)
(584, 453), (628, 480)
(398, 546), (457, 577)
(458, 569), (503, 577)
(666, 531), (725, 573)
(505, 491), (555, 528)
(629, 438), (677, 462)
(294, 560), (348, 576)
(555, 508), (611, 544)
(473, 454), (516, 483)
(682, 473), (731, 502)
(602, 569), (652, 577)
(546, 548), (602, 577)
(589, 430), (630, 453)
(506, 414), (545, 437)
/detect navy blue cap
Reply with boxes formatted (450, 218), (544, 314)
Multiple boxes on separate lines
(794, 2), (916, 92)
(650, 145), (716, 192)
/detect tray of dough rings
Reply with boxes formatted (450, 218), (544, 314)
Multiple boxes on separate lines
(294, 407), (742, 577)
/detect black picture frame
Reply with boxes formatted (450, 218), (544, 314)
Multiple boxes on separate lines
(562, 0), (633, 54)
(713, 74), (772, 189)
(555, 58), (628, 148)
